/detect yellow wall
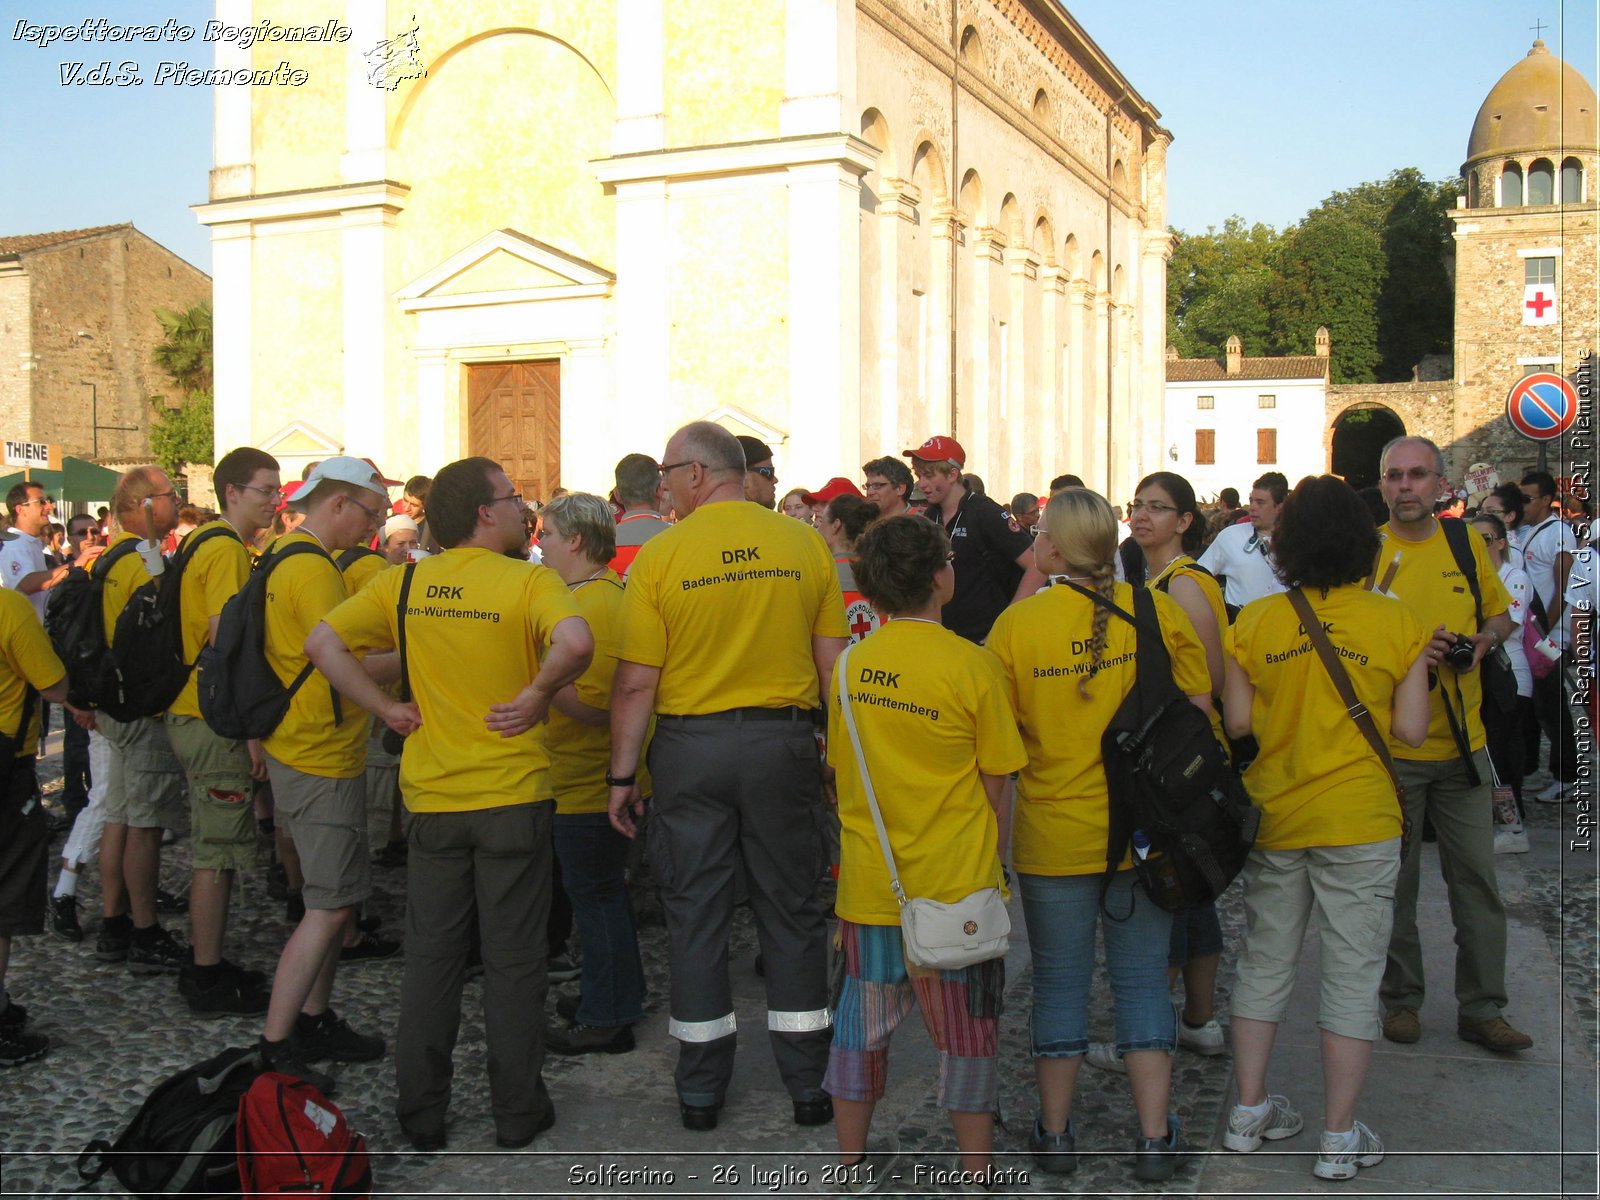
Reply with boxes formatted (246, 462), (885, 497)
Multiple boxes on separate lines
(249, 0), (346, 193)
(663, 0), (786, 147)
(250, 228), (342, 436)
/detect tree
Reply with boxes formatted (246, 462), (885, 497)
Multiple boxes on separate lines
(1269, 212), (1384, 383)
(148, 301), (214, 479)
(1167, 216), (1279, 359)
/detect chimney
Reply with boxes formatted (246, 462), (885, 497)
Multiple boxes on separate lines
(1315, 326), (1331, 358)
(1225, 335), (1242, 375)
(1165, 344), (1179, 361)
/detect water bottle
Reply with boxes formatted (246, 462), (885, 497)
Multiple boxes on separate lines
(1131, 829), (1186, 909)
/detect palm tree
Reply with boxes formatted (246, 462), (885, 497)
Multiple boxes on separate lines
(151, 301), (213, 394)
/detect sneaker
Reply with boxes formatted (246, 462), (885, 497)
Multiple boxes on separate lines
(295, 1010), (386, 1063)
(1223, 1095), (1304, 1152)
(127, 926), (188, 976)
(1381, 1006), (1420, 1044)
(1457, 1015), (1533, 1052)
(179, 964), (271, 1018)
(1312, 1120), (1384, 1180)
(545, 1021), (636, 1056)
(1535, 780), (1573, 804)
(1494, 825), (1531, 854)
(547, 953), (581, 983)
(0, 1027), (49, 1067)
(155, 888), (189, 915)
(1177, 1016), (1227, 1055)
(50, 895), (83, 943)
(259, 1037), (336, 1097)
(0, 1001), (26, 1032)
(1029, 1116), (1076, 1174)
(340, 931), (401, 965)
(94, 919), (131, 963)
(1084, 1041), (1126, 1073)
(1133, 1115), (1189, 1182)
(555, 992), (580, 1022)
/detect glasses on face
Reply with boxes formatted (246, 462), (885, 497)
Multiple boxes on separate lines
(349, 496), (386, 525)
(1479, 505), (1505, 516)
(239, 484), (285, 501)
(748, 465), (777, 482)
(488, 492), (523, 508)
(658, 460), (700, 482)
(862, 480), (890, 492)
(1382, 468), (1437, 485)
(146, 491), (178, 504)
(1127, 499), (1177, 516)
(1520, 490), (1541, 503)
(18, 494), (53, 508)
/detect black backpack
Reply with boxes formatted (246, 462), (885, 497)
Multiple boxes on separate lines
(1120, 537), (1241, 623)
(45, 540), (140, 716)
(1073, 583), (1260, 914)
(76, 1044), (265, 1196)
(196, 541), (339, 741)
(337, 546), (384, 571)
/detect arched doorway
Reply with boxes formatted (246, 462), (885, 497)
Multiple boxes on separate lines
(1331, 406), (1405, 489)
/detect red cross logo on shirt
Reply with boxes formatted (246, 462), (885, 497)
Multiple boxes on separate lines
(1526, 290), (1553, 318)
(850, 612), (875, 639)
(846, 599), (879, 643)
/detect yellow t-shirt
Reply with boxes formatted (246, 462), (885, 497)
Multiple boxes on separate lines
(341, 549), (389, 596)
(0, 587), (64, 756)
(620, 501), (848, 713)
(1373, 520), (1511, 760)
(1227, 586), (1427, 849)
(169, 521), (249, 719)
(259, 531), (367, 778)
(100, 533), (154, 646)
(1149, 555), (1229, 747)
(548, 569), (653, 814)
(988, 582), (1211, 877)
(826, 620), (1027, 925)
(323, 547), (582, 813)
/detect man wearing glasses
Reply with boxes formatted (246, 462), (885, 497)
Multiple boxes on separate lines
(1198, 471), (1289, 609)
(0, 483), (69, 622)
(1371, 437), (1531, 1054)
(861, 456), (914, 520)
(163, 446), (282, 1016)
(736, 435), (779, 509)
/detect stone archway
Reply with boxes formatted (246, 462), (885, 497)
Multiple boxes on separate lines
(1330, 405), (1406, 489)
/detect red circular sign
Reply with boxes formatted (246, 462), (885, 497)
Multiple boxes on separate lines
(1505, 373), (1579, 441)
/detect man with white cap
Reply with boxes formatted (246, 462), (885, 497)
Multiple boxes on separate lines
(253, 456), (393, 1094)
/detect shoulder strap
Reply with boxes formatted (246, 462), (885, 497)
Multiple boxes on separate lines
(1439, 517), (1484, 630)
(89, 538), (139, 581)
(1119, 538), (1146, 586)
(175, 524), (240, 571)
(395, 562), (416, 704)
(11, 683), (37, 749)
(834, 642), (906, 906)
(1286, 589), (1409, 820)
(259, 540), (342, 723)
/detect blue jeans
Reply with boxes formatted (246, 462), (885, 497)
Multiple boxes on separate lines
(1019, 870), (1176, 1057)
(553, 811), (645, 1027)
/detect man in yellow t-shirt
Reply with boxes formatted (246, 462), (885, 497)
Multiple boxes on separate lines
(1370, 437), (1529, 1054)
(252, 457), (394, 1097)
(608, 420), (848, 1133)
(309, 457), (592, 1150)
(163, 446), (279, 1017)
(0, 585), (67, 1066)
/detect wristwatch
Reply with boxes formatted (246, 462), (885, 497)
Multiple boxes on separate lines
(606, 770), (636, 788)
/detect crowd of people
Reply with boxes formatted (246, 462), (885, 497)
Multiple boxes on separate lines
(0, 428), (1591, 1191)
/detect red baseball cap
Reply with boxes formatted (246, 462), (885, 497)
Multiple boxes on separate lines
(800, 477), (864, 506)
(275, 480), (305, 513)
(902, 436), (965, 467)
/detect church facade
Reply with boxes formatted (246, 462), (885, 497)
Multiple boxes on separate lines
(197, 0), (1171, 501)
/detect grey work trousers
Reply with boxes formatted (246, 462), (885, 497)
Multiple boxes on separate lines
(1380, 749), (1510, 1022)
(395, 801), (554, 1144)
(649, 714), (832, 1108)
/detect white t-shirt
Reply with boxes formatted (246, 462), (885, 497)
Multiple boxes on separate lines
(1497, 560), (1533, 697)
(0, 528), (48, 622)
(1198, 521), (1286, 608)
(1521, 516), (1578, 636)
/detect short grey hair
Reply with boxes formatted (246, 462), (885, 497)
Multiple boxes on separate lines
(1379, 436), (1446, 476)
(674, 421), (746, 476)
(544, 493), (616, 564)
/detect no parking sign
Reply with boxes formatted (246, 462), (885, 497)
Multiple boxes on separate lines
(1505, 373), (1579, 441)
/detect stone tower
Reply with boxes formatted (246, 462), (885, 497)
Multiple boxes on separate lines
(1450, 38), (1598, 477)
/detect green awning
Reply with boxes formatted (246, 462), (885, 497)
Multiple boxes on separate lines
(0, 456), (125, 503)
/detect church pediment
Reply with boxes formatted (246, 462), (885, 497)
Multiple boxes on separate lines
(398, 229), (613, 307)
(260, 420), (343, 457)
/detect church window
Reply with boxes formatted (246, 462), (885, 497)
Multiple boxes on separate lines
(1528, 159), (1554, 205)
(1502, 163), (1523, 206)
(1561, 158), (1584, 203)
(1525, 257), (1555, 287)
(1468, 173), (1480, 208)
(1258, 394), (1276, 409)
(1195, 429), (1215, 464)
(1196, 395), (1214, 410)
(1257, 428), (1277, 464)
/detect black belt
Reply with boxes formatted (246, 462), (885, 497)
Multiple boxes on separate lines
(658, 706), (814, 725)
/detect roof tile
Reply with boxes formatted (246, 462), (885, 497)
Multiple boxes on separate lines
(0, 224), (130, 256)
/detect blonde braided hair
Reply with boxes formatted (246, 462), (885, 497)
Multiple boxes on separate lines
(1040, 488), (1120, 699)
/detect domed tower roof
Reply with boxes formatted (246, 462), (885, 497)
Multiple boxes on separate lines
(1465, 39), (1599, 167)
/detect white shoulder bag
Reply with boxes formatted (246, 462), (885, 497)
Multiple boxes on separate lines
(835, 641), (1010, 969)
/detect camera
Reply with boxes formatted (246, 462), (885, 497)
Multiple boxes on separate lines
(1442, 634), (1477, 671)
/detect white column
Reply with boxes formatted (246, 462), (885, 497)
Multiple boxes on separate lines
(611, 180), (671, 453)
(613, 0), (666, 153)
(1038, 265), (1065, 487)
(1092, 291), (1111, 496)
(414, 351), (454, 471)
(1139, 233), (1172, 478)
(962, 229), (1002, 462)
(559, 339), (615, 490)
(786, 160), (862, 479)
(341, 206), (391, 455)
(781, 0), (853, 136)
(210, 0), (253, 198)
(210, 224), (254, 455)
(1004, 247), (1036, 494)
(1069, 280), (1094, 485)
(875, 181), (916, 460)
(925, 207), (957, 439)
(342, 0), (388, 181)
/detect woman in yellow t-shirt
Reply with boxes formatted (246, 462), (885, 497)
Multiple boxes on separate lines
(987, 488), (1211, 1184)
(823, 516), (1027, 1192)
(1122, 470), (1231, 1067)
(1220, 476), (1429, 1180)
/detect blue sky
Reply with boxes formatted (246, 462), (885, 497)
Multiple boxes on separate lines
(1, 1), (1595, 275)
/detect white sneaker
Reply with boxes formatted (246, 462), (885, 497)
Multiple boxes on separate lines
(1084, 1042), (1126, 1073)
(1535, 780), (1573, 803)
(1313, 1121), (1384, 1180)
(1494, 825), (1530, 854)
(1177, 1016), (1227, 1055)
(1223, 1094), (1304, 1153)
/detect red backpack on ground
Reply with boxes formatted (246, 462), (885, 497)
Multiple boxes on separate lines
(237, 1072), (372, 1198)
